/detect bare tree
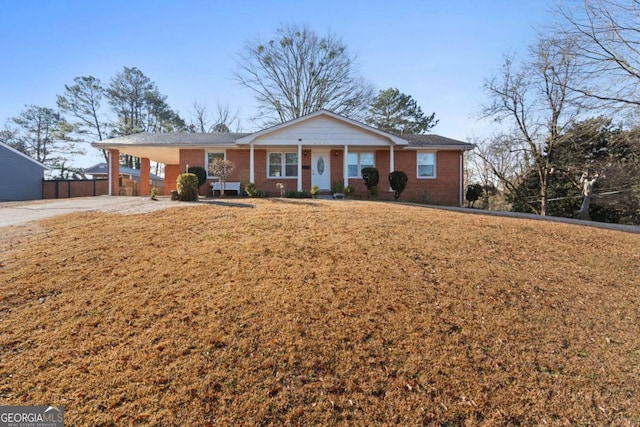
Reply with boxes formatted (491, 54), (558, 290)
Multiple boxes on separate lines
(208, 159), (236, 196)
(468, 133), (529, 208)
(10, 105), (84, 176)
(189, 101), (241, 133)
(233, 23), (374, 125)
(212, 102), (240, 132)
(483, 37), (580, 215)
(0, 126), (21, 149)
(190, 100), (212, 133)
(556, 0), (640, 108)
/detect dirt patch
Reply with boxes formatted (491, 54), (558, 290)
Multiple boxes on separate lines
(0, 199), (639, 425)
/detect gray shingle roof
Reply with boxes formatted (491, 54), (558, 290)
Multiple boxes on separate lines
(399, 134), (475, 149)
(93, 129), (474, 150)
(93, 132), (250, 147)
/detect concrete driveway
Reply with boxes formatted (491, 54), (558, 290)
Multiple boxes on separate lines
(0, 196), (176, 228)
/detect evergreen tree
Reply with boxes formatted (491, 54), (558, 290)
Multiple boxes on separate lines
(365, 88), (437, 134)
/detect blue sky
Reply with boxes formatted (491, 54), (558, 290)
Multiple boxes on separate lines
(1, 0), (555, 167)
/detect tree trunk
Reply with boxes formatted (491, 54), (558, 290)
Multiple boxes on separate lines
(577, 195), (591, 221)
(540, 187), (548, 216)
(577, 173), (598, 221)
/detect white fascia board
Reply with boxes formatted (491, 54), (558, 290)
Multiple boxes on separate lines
(401, 145), (474, 151)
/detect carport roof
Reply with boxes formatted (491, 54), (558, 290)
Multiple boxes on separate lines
(92, 132), (250, 147)
(91, 132), (252, 164)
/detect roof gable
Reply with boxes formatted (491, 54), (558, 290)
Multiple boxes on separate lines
(236, 110), (408, 146)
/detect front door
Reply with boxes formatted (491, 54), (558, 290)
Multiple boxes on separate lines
(311, 150), (331, 190)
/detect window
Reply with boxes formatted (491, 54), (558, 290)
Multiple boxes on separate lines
(206, 152), (225, 177)
(417, 152), (436, 178)
(347, 152), (375, 178)
(268, 152), (298, 177)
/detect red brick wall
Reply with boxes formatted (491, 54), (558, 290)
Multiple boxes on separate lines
(109, 149), (119, 196)
(139, 157), (150, 196)
(393, 150), (462, 205)
(331, 150), (343, 192)
(179, 149), (210, 195)
(164, 164), (180, 194)
(180, 149), (204, 172)
(331, 149), (462, 205)
(173, 147), (463, 204)
(302, 150), (312, 192)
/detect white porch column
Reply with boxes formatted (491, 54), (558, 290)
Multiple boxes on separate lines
(389, 145), (395, 192)
(297, 144), (302, 191)
(249, 144), (255, 183)
(108, 149), (113, 196)
(390, 145), (395, 173)
(343, 144), (349, 186)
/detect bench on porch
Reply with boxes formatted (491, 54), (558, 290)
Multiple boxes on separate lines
(211, 181), (241, 196)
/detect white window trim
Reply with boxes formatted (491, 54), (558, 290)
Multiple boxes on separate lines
(347, 151), (376, 179)
(416, 151), (437, 179)
(205, 150), (227, 178)
(267, 151), (299, 179)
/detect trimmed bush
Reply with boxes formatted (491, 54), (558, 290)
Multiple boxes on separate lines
(187, 166), (207, 188)
(331, 179), (344, 194)
(177, 173), (199, 201)
(361, 167), (380, 198)
(465, 183), (484, 207)
(285, 190), (308, 198)
(245, 183), (267, 198)
(245, 182), (258, 197)
(389, 171), (408, 201)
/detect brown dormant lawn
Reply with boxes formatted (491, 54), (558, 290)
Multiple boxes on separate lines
(1, 199), (639, 426)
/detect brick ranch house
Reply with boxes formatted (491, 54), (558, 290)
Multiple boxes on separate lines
(93, 110), (474, 205)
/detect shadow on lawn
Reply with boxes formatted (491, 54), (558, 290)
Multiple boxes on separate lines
(268, 198), (324, 207)
(198, 199), (256, 209)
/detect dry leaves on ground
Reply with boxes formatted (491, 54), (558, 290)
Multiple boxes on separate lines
(1, 199), (639, 426)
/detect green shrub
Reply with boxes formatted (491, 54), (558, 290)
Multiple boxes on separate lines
(310, 184), (320, 196)
(361, 167), (380, 198)
(245, 183), (267, 198)
(465, 183), (484, 207)
(331, 179), (344, 194)
(187, 166), (207, 188)
(389, 171), (408, 201)
(245, 182), (258, 197)
(285, 190), (309, 198)
(177, 173), (199, 201)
